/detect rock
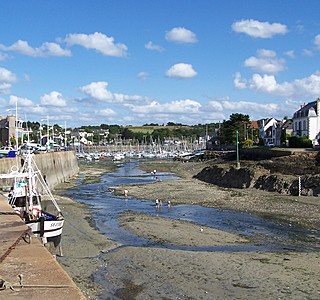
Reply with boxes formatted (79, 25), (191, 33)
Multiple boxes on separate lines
(193, 151), (320, 196)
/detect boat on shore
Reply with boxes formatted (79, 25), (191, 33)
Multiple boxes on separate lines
(0, 152), (64, 250)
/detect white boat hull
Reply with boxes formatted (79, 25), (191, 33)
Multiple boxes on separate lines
(26, 217), (64, 246)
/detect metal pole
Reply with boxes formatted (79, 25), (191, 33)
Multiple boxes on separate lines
(64, 121), (67, 147)
(39, 126), (42, 145)
(47, 115), (50, 148)
(236, 129), (240, 169)
(15, 99), (18, 150)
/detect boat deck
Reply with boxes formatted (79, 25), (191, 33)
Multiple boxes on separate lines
(0, 195), (85, 299)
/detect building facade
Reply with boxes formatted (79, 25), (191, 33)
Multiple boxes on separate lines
(292, 98), (320, 146)
(0, 114), (27, 147)
(0, 115), (17, 147)
(259, 118), (279, 146)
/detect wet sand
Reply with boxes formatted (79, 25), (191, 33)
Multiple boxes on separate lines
(55, 195), (119, 299)
(118, 212), (249, 247)
(55, 160), (320, 299)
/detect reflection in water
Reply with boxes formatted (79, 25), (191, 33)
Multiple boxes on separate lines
(63, 160), (320, 252)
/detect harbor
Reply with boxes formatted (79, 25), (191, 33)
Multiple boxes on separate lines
(1, 150), (320, 299)
(56, 158), (320, 299)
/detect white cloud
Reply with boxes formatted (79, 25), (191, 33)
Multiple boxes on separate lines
(0, 67), (16, 83)
(165, 63), (197, 79)
(292, 72), (320, 96)
(302, 49), (313, 57)
(232, 19), (288, 38)
(128, 99), (201, 114)
(113, 93), (146, 102)
(244, 49), (286, 74)
(137, 71), (149, 80)
(238, 73), (293, 96)
(0, 83), (12, 94)
(80, 81), (148, 103)
(233, 72), (247, 89)
(234, 71), (320, 98)
(0, 67), (16, 94)
(208, 101), (224, 111)
(40, 42), (72, 57)
(65, 32), (128, 57)
(165, 27), (198, 44)
(145, 41), (164, 52)
(80, 82), (113, 101)
(203, 96), (289, 122)
(9, 95), (33, 107)
(314, 34), (320, 49)
(23, 73), (31, 81)
(203, 112), (226, 122)
(0, 40), (71, 57)
(208, 98), (278, 115)
(257, 49), (276, 57)
(78, 113), (96, 123)
(96, 108), (117, 117)
(295, 22), (304, 34)
(284, 50), (295, 58)
(40, 91), (67, 107)
(26, 105), (48, 115)
(0, 53), (9, 61)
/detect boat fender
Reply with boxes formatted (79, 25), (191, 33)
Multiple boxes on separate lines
(32, 207), (41, 218)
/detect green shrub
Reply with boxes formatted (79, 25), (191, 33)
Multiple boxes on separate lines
(243, 139), (253, 148)
(288, 136), (313, 148)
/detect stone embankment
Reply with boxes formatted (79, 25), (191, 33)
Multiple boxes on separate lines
(0, 150), (84, 299)
(194, 149), (320, 196)
(0, 151), (79, 189)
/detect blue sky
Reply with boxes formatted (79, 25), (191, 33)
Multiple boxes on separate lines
(0, 0), (320, 128)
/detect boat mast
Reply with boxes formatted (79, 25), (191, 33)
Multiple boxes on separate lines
(27, 151), (34, 213)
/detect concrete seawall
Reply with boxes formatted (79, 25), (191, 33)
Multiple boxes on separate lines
(0, 195), (85, 299)
(0, 151), (79, 189)
(0, 151), (83, 299)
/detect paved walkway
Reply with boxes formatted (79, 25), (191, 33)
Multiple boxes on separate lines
(0, 195), (85, 299)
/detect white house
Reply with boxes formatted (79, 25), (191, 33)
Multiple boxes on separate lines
(292, 98), (320, 146)
(259, 118), (279, 145)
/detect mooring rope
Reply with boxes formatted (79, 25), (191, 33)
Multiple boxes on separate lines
(0, 212), (18, 215)
(0, 273), (75, 292)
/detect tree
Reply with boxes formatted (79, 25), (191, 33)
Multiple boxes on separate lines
(121, 128), (135, 140)
(220, 113), (251, 145)
(143, 123), (159, 126)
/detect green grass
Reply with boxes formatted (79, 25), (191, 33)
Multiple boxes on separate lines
(129, 127), (154, 134)
(126, 125), (191, 134)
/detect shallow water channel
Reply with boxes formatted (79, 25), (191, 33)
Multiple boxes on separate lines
(63, 160), (320, 253)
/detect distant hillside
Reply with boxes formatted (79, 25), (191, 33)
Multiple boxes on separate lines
(126, 125), (191, 134)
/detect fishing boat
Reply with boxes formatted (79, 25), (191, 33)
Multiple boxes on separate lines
(0, 152), (64, 249)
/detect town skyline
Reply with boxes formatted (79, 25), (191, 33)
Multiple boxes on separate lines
(0, 1), (320, 127)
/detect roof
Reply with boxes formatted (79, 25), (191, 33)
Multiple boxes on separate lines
(249, 120), (259, 129)
(0, 118), (8, 129)
(281, 119), (293, 130)
(293, 99), (318, 118)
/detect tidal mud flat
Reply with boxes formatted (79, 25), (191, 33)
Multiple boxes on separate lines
(55, 159), (320, 299)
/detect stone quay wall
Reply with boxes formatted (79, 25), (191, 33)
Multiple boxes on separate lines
(0, 151), (79, 190)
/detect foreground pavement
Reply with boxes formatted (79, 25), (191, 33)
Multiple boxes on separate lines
(0, 196), (85, 299)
